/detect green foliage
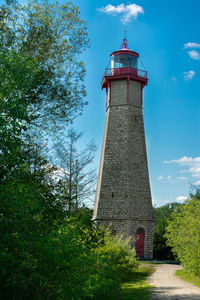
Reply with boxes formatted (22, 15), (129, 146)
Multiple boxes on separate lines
(0, 191), (139, 299)
(0, 92), (66, 298)
(1, 214), (90, 299)
(0, 47), (51, 183)
(96, 232), (138, 282)
(86, 231), (139, 300)
(166, 198), (200, 276)
(0, 0), (89, 132)
(176, 269), (200, 288)
(153, 202), (182, 260)
(0, 164), (66, 299)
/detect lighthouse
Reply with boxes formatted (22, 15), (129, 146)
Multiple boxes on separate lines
(92, 38), (154, 259)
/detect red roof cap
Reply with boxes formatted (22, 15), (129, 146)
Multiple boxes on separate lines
(110, 38), (139, 57)
(111, 49), (139, 57)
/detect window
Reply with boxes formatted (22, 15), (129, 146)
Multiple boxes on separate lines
(111, 54), (138, 69)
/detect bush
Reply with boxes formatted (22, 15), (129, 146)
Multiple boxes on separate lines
(0, 172), (66, 299)
(96, 232), (138, 282)
(166, 198), (200, 276)
(86, 231), (138, 299)
(0, 203), (138, 300)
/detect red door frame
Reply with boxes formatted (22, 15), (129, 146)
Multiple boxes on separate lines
(135, 227), (145, 257)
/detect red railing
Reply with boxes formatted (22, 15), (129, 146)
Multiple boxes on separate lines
(104, 67), (147, 79)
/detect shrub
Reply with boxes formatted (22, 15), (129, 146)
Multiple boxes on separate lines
(166, 198), (200, 276)
(86, 231), (138, 299)
(0, 204), (138, 299)
(0, 215), (92, 299)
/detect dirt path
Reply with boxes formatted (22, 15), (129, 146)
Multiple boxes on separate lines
(148, 264), (200, 299)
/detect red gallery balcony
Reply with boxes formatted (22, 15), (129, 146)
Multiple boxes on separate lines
(104, 67), (147, 78)
(101, 67), (148, 89)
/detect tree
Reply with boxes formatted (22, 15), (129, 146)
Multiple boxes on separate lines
(0, 1), (90, 296)
(0, 0), (90, 197)
(189, 184), (200, 200)
(52, 128), (97, 213)
(0, 0), (89, 133)
(153, 202), (183, 260)
(166, 198), (200, 276)
(0, 48), (45, 186)
(0, 123), (67, 298)
(0, 51), (65, 296)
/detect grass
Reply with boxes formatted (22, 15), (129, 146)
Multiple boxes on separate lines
(176, 269), (200, 288)
(118, 263), (155, 300)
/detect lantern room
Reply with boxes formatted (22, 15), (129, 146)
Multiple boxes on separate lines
(101, 38), (148, 89)
(111, 52), (138, 69)
(111, 38), (139, 69)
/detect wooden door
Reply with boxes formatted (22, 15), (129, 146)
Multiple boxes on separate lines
(135, 227), (145, 257)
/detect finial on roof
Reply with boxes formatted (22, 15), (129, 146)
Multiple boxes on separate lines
(121, 25), (129, 49)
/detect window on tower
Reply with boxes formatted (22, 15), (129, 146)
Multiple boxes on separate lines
(111, 54), (138, 69)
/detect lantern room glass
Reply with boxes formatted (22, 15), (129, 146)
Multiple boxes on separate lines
(111, 54), (138, 69)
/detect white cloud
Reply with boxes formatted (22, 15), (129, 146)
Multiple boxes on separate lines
(97, 3), (144, 24)
(184, 166), (200, 175)
(194, 180), (200, 185)
(153, 198), (171, 206)
(176, 196), (187, 202)
(98, 4), (125, 14)
(164, 156), (200, 184)
(158, 176), (164, 181)
(183, 70), (196, 81)
(51, 167), (67, 182)
(187, 50), (200, 60)
(192, 173), (200, 178)
(184, 42), (200, 49)
(189, 166), (200, 172)
(164, 156), (200, 165)
(177, 176), (187, 180)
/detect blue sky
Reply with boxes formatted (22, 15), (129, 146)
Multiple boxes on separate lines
(70, 0), (200, 206)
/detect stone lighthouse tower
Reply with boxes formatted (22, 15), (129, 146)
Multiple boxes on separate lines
(92, 38), (154, 259)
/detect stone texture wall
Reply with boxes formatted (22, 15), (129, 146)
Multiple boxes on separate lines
(93, 78), (154, 259)
(110, 80), (127, 105)
(129, 80), (142, 106)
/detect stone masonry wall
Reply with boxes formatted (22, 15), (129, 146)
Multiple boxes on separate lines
(93, 79), (154, 259)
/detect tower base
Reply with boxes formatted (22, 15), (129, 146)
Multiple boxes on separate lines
(93, 218), (154, 259)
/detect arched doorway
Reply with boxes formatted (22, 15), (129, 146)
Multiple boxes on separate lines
(135, 227), (145, 257)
